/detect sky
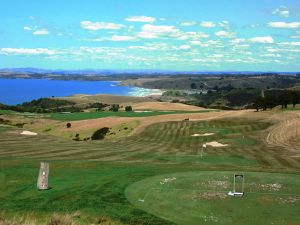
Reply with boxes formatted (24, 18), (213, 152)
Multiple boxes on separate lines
(0, 0), (300, 72)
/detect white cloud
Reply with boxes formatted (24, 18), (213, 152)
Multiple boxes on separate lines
(272, 6), (290, 17)
(200, 21), (216, 28)
(33, 29), (49, 35)
(79, 38), (106, 42)
(215, 30), (232, 38)
(268, 22), (300, 29)
(80, 35), (136, 42)
(79, 47), (126, 55)
(231, 38), (246, 44)
(80, 21), (125, 30)
(128, 46), (155, 50)
(138, 31), (158, 39)
(190, 32), (209, 38)
(0, 48), (56, 55)
(125, 16), (156, 23)
(207, 40), (219, 45)
(179, 45), (191, 50)
(192, 58), (205, 62)
(190, 40), (209, 47)
(23, 26), (32, 31)
(249, 36), (274, 43)
(190, 40), (202, 45)
(138, 24), (180, 39)
(208, 54), (224, 58)
(263, 53), (282, 58)
(277, 42), (300, 46)
(267, 48), (300, 53)
(111, 35), (136, 41)
(218, 21), (230, 28)
(180, 21), (197, 26)
(267, 48), (279, 53)
(177, 31), (209, 40)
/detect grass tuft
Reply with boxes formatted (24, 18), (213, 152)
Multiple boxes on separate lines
(47, 213), (74, 225)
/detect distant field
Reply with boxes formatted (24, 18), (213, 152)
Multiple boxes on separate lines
(48, 110), (211, 121)
(59, 94), (155, 105)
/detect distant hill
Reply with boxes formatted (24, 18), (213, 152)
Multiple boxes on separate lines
(1, 67), (299, 76)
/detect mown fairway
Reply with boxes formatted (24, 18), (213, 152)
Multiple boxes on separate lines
(0, 109), (212, 121)
(0, 115), (300, 224)
(1, 118), (299, 169)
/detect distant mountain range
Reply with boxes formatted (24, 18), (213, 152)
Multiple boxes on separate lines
(0, 67), (299, 75)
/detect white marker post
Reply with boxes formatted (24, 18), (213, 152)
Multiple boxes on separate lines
(37, 162), (49, 190)
(201, 144), (207, 158)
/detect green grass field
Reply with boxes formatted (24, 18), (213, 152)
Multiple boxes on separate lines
(0, 117), (299, 224)
(48, 110), (212, 121)
(126, 171), (300, 225)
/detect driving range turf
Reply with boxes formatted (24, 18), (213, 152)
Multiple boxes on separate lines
(126, 171), (300, 225)
(0, 117), (299, 224)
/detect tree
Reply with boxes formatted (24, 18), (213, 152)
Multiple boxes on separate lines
(253, 96), (274, 111)
(66, 122), (71, 128)
(125, 106), (133, 112)
(253, 97), (264, 111)
(190, 83), (197, 89)
(90, 102), (108, 111)
(109, 104), (119, 112)
(291, 91), (300, 108)
(279, 91), (292, 109)
(214, 85), (220, 92)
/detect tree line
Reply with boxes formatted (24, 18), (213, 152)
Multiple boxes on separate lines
(0, 98), (134, 113)
(253, 90), (300, 111)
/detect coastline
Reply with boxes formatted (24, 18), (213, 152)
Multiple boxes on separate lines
(127, 86), (165, 97)
(0, 78), (165, 105)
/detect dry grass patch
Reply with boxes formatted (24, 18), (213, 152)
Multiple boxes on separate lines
(47, 213), (74, 225)
(192, 192), (227, 200)
(131, 102), (205, 111)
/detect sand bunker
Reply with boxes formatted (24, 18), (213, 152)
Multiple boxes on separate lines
(191, 133), (215, 137)
(135, 110), (152, 113)
(205, 141), (228, 147)
(20, 131), (38, 136)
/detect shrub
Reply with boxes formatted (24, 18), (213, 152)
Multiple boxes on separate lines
(109, 104), (119, 112)
(125, 106), (132, 112)
(66, 123), (71, 128)
(72, 133), (81, 141)
(91, 127), (110, 140)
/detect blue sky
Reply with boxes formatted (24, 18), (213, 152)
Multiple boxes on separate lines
(0, 0), (300, 71)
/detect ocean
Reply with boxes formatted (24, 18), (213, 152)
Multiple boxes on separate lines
(0, 78), (160, 105)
